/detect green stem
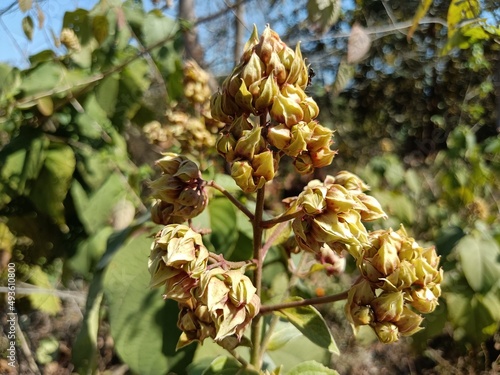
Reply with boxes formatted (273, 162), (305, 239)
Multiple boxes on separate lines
(258, 290), (349, 315)
(250, 185), (266, 368)
(206, 180), (254, 220)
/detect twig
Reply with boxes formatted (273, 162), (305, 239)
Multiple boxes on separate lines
(225, 347), (251, 368)
(260, 210), (303, 229)
(206, 180), (254, 220)
(261, 220), (288, 260)
(195, 0), (250, 25)
(259, 290), (349, 315)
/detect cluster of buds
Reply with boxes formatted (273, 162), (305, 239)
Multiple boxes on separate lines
(184, 60), (212, 106)
(60, 28), (81, 52)
(291, 171), (386, 258)
(177, 268), (260, 349)
(144, 111), (216, 156)
(345, 226), (443, 343)
(149, 153), (208, 225)
(148, 225), (260, 348)
(210, 25), (337, 192)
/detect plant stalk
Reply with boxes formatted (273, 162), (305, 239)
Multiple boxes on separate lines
(258, 290), (349, 315)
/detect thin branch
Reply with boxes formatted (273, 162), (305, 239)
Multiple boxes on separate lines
(261, 220), (288, 260)
(259, 290), (349, 315)
(195, 0), (250, 25)
(206, 180), (254, 220)
(225, 347), (251, 368)
(260, 209), (303, 229)
(0, 16), (29, 65)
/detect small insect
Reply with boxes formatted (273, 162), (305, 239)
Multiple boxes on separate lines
(307, 67), (316, 86)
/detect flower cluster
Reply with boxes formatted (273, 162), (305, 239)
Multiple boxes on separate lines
(291, 171), (386, 257)
(345, 226), (443, 343)
(211, 25), (336, 192)
(149, 153), (208, 225)
(148, 224), (260, 348)
(184, 60), (212, 107)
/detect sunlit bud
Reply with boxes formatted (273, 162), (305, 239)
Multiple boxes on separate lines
(271, 92), (304, 127)
(334, 171), (371, 193)
(60, 28), (81, 52)
(242, 52), (265, 87)
(197, 268), (230, 312)
(221, 93), (240, 118)
(255, 25), (283, 64)
(371, 240), (401, 276)
(149, 175), (184, 202)
(255, 73), (280, 111)
(394, 307), (423, 336)
(234, 126), (264, 160)
(350, 305), (374, 326)
(195, 304), (212, 324)
(349, 279), (376, 306)
(151, 200), (182, 225)
(179, 308), (198, 332)
(359, 259), (384, 284)
(293, 153), (314, 174)
(413, 257), (439, 287)
(410, 287), (439, 313)
(267, 123), (291, 150)
(286, 122), (312, 157)
(422, 246), (440, 269)
(267, 51), (287, 84)
(230, 115), (254, 139)
(164, 271), (198, 304)
(325, 184), (364, 213)
(225, 65), (244, 97)
(210, 91), (232, 123)
(286, 42), (307, 87)
(300, 96), (320, 122)
(292, 216), (322, 253)
(226, 270), (257, 307)
(252, 150), (276, 181)
(373, 322), (399, 343)
(216, 132), (237, 162)
(300, 186), (327, 215)
(231, 161), (260, 193)
(357, 194), (388, 221)
(241, 25), (260, 62)
(308, 122), (334, 150)
(382, 260), (417, 291)
(156, 153), (189, 176)
(234, 79), (255, 113)
(310, 146), (337, 168)
(370, 292), (404, 322)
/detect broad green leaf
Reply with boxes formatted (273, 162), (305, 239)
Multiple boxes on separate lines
(69, 226), (114, 276)
(29, 143), (76, 228)
(274, 298), (339, 354)
(435, 226), (464, 260)
(22, 15), (34, 40)
(19, 61), (65, 97)
(142, 10), (178, 47)
(92, 14), (109, 44)
(24, 265), (61, 315)
(72, 174), (127, 234)
(264, 221), (292, 248)
(456, 234), (500, 293)
(407, 0), (433, 40)
(266, 320), (302, 351)
(63, 9), (92, 45)
(200, 356), (242, 375)
(95, 73), (119, 117)
(446, 292), (497, 344)
(287, 360), (339, 375)
(208, 197), (238, 259)
(103, 231), (195, 375)
(0, 129), (48, 199)
(0, 64), (21, 102)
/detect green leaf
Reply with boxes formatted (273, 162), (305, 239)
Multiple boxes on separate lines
(103, 231), (196, 375)
(456, 233), (500, 293)
(22, 15), (34, 40)
(92, 14), (109, 44)
(29, 143), (76, 228)
(95, 73), (119, 117)
(0, 64), (21, 102)
(274, 298), (339, 354)
(19, 61), (65, 97)
(266, 320), (302, 351)
(24, 265), (61, 315)
(407, 0), (433, 40)
(287, 360), (339, 375)
(142, 10), (178, 47)
(435, 226), (465, 260)
(208, 197), (238, 259)
(200, 356), (241, 375)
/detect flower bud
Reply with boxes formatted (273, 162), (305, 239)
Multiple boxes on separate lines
(254, 73), (279, 111)
(293, 153), (314, 174)
(316, 244), (346, 275)
(370, 292), (404, 322)
(300, 96), (320, 122)
(357, 194), (388, 221)
(242, 52), (265, 87)
(267, 123), (291, 150)
(394, 307), (423, 336)
(271, 91), (304, 127)
(371, 239), (401, 276)
(373, 322), (399, 343)
(410, 287), (439, 313)
(234, 79), (255, 113)
(234, 126), (264, 160)
(216, 132), (237, 162)
(231, 161), (261, 193)
(334, 171), (370, 193)
(350, 305), (374, 326)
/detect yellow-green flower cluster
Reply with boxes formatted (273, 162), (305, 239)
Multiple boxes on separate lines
(149, 153), (208, 225)
(345, 226), (443, 343)
(291, 171), (386, 257)
(184, 59), (212, 106)
(210, 25), (337, 192)
(148, 224), (260, 348)
(177, 268), (260, 349)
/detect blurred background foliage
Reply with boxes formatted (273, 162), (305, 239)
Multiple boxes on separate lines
(0, 0), (499, 374)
